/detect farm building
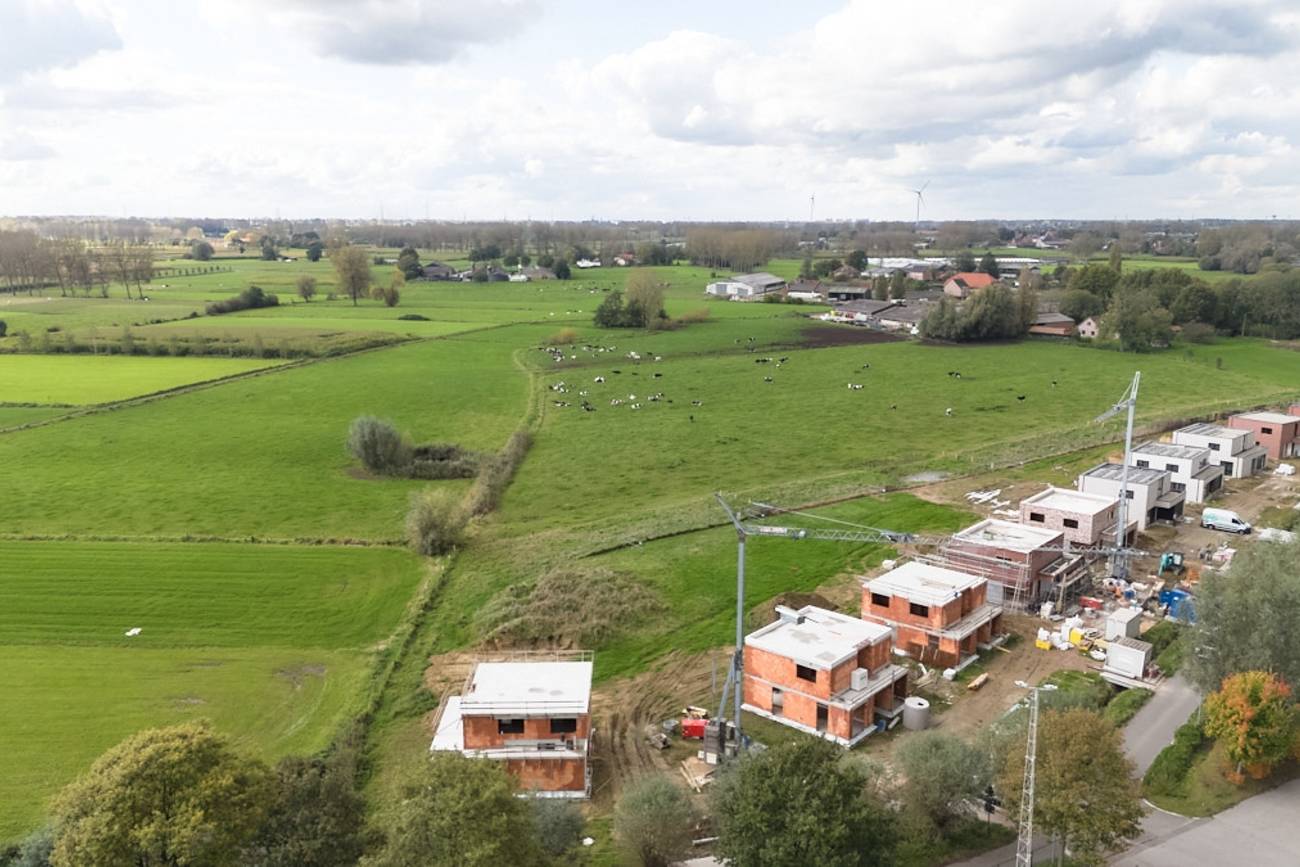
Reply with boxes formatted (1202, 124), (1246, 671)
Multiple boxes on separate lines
(575, 258), (601, 269)
(1128, 441), (1224, 503)
(942, 272), (996, 299)
(1227, 410), (1300, 460)
(430, 653), (593, 798)
(861, 561), (1003, 669)
(835, 299), (898, 322)
(942, 519), (1080, 608)
(1077, 316), (1100, 339)
(1027, 311), (1076, 337)
(1018, 485), (1131, 547)
(705, 272), (787, 299)
(1172, 423), (1268, 478)
(1076, 463), (1185, 531)
(420, 261), (455, 280)
(742, 605), (908, 747)
(876, 302), (932, 333)
(785, 279), (827, 301)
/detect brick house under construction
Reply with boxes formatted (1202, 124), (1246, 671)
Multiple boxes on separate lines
(742, 605), (907, 747)
(430, 653), (592, 798)
(861, 561), (1004, 669)
(943, 518), (1084, 609)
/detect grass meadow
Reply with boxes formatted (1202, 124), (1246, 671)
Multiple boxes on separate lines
(5, 254), (1300, 843)
(0, 541), (423, 839)
(0, 354), (280, 404)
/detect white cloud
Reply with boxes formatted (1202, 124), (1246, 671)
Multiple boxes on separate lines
(0, 1), (120, 84)
(0, 132), (55, 161)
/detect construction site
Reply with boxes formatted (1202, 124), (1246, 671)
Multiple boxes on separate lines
(421, 377), (1300, 860)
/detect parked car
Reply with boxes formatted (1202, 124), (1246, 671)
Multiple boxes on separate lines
(1201, 507), (1252, 534)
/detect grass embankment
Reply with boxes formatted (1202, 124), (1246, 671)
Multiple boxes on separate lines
(0, 540), (424, 840)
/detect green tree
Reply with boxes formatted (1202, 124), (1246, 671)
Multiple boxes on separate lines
(1170, 282), (1218, 325)
(553, 258), (571, 279)
(813, 258), (842, 279)
(260, 238), (279, 261)
(872, 276), (889, 301)
(846, 249), (868, 270)
(533, 799), (585, 859)
(1106, 289), (1172, 352)
(50, 722), (272, 867)
(713, 739), (897, 867)
(1188, 543), (1300, 694)
(624, 270), (666, 327)
(800, 250), (814, 279)
(889, 269), (907, 300)
(363, 753), (541, 867)
(243, 750), (374, 867)
(954, 250), (977, 272)
(191, 240), (214, 261)
(330, 244), (372, 306)
(978, 251), (1000, 277)
(896, 731), (991, 832)
(295, 274), (317, 302)
(1109, 244), (1123, 273)
(998, 709), (1142, 866)
(305, 240), (324, 262)
(1203, 671), (1296, 782)
(593, 290), (628, 328)
(1069, 263), (1120, 301)
(1058, 289), (1106, 322)
(614, 775), (694, 867)
(396, 246), (422, 280)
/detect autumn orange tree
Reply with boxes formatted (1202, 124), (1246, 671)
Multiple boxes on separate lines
(1203, 671), (1296, 783)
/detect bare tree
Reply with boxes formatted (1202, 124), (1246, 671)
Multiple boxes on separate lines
(330, 244), (371, 306)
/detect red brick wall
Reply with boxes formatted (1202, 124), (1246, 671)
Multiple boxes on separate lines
(462, 714), (591, 750)
(745, 645), (834, 698)
(505, 757), (586, 792)
(862, 584), (984, 630)
(1229, 416), (1298, 461)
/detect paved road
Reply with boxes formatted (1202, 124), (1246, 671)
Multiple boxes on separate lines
(1114, 778), (1300, 866)
(1123, 674), (1201, 775)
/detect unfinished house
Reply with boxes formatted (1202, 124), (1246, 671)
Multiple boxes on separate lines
(1077, 463), (1185, 531)
(1172, 423), (1267, 479)
(1129, 441), (1224, 503)
(430, 652), (593, 798)
(942, 519), (1080, 608)
(742, 605), (907, 747)
(1228, 411), (1300, 461)
(861, 561), (1004, 669)
(1018, 485), (1131, 547)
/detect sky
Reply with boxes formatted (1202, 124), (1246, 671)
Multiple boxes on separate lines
(1, 0), (1299, 222)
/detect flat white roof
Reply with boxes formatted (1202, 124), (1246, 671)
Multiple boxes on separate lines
(1177, 422), (1243, 439)
(430, 695), (466, 751)
(1107, 607), (1142, 623)
(1235, 411), (1299, 426)
(864, 561), (984, 607)
(1021, 485), (1115, 516)
(1131, 441), (1208, 461)
(745, 605), (891, 670)
(460, 661), (592, 716)
(952, 518), (1061, 553)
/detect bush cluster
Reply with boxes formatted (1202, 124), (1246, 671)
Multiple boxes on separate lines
(206, 285), (279, 316)
(409, 443), (480, 480)
(465, 430), (532, 516)
(1143, 720), (1205, 796)
(405, 490), (467, 556)
(346, 417), (412, 475)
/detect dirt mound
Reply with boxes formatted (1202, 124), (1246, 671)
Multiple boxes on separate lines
(474, 566), (666, 648)
(750, 591), (836, 624)
(800, 325), (906, 348)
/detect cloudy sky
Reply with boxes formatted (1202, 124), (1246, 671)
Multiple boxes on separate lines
(2, 0), (1298, 221)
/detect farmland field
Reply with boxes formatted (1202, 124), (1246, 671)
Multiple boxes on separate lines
(0, 540), (423, 839)
(0, 354), (280, 404)
(6, 257), (1300, 845)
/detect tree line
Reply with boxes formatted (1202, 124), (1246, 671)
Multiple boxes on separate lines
(0, 231), (154, 298)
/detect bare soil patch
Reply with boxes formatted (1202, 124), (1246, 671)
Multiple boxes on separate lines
(800, 324), (906, 348)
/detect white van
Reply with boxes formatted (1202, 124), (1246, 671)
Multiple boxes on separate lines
(1202, 507), (1252, 534)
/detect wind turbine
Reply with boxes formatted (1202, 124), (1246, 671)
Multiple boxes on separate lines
(910, 181), (930, 231)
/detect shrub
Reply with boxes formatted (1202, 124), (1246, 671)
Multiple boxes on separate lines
(615, 775), (694, 867)
(409, 443), (480, 480)
(533, 799), (584, 858)
(465, 430), (532, 516)
(405, 490), (467, 556)
(675, 307), (711, 324)
(549, 327), (580, 345)
(207, 285), (279, 316)
(1103, 688), (1154, 727)
(346, 416), (412, 475)
(397, 313), (430, 321)
(1180, 321), (1216, 343)
(0, 319), (7, 337)
(1144, 719), (1205, 796)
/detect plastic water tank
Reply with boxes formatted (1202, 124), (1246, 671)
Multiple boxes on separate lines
(902, 696), (930, 731)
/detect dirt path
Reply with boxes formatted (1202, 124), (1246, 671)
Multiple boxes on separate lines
(588, 650), (727, 806)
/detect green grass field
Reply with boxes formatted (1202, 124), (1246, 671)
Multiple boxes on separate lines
(7, 256), (1300, 844)
(0, 354), (280, 404)
(0, 540), (423, 839)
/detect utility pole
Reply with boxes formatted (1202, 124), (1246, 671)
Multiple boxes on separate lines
(1014, 680), (1057, 867)
(1095, 372), (1141, 579)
